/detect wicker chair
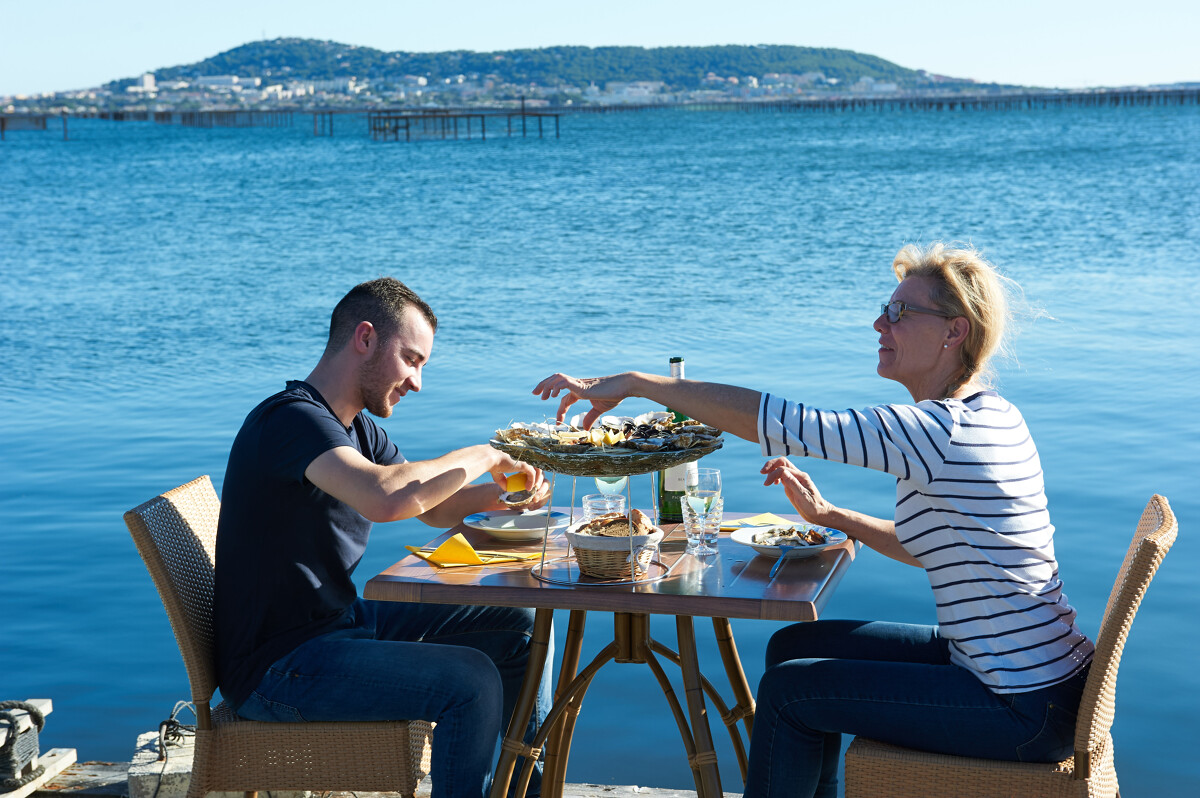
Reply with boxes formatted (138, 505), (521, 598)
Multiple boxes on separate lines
(844, 494), (1177, 798)
(124, 475), (435, 798)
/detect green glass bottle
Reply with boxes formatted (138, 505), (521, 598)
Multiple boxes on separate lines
(656, 356), (687, 522)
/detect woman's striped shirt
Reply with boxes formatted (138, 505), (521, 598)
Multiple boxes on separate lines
(759, 389), (1094, 694)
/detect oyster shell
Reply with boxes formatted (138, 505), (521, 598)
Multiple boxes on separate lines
(499, 489), (536, 507)
(669, 433), (696, 449)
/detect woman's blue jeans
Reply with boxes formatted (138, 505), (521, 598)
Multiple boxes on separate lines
(234, 599), (552, 798)
(743, 620), (1089, 798)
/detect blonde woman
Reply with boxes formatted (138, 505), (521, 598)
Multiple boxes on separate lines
(533, 242), (1093, 798)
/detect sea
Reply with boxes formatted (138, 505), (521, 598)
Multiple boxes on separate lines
(2, 105), (1197, 795)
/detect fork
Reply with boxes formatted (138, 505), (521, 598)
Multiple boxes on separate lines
(768, 545), (797, 578)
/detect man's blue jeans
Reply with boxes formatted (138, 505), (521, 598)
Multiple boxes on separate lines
(234, 599), (552, 798)
(743, 620), (1089, 798)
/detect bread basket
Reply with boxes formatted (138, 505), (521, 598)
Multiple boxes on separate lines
(566, 519), (664, 579)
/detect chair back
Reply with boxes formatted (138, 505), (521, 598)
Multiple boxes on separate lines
(124, 475), (222, 709)
(1074, 494), (1177, 778)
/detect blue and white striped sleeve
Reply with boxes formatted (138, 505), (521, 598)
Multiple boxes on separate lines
(758, 392), (955, 484)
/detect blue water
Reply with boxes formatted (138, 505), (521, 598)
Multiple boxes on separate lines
(2, 107), (1197, 793)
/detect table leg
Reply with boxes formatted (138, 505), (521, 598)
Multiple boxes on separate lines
(490, 607), (555, 798)
(713, 617), (755, 779)
(676, 616), (723, 798)
(542, 610), (587, 798)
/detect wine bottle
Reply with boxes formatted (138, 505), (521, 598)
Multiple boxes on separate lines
(656, 356), (687, 522)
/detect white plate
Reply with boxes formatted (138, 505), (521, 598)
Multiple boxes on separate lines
(730, 525), (848, 559)
(463, 510), (569, 541)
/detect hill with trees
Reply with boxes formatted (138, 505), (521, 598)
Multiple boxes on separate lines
(106, 38), (961, 91)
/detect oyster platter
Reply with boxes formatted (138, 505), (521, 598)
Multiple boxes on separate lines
(491, 411), (723, 477)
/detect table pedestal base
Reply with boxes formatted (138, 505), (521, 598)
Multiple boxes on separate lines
(491, 609), (756, 798)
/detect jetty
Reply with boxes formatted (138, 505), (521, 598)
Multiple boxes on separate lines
(4, 86), (1197, 143)
(28, 759), (722, 798)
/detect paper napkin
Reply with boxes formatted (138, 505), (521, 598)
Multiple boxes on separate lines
(720, 512), (793, 530)
(406, 533), (542, 568)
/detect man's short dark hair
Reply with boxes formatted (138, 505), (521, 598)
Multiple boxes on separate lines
(326, 277), (438, 353)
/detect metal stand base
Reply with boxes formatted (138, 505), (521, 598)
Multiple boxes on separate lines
(490, 609), (756, 798)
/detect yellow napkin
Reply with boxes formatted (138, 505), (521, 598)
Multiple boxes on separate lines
(721, 512), (793, 531)
(406, 533), (542, 568)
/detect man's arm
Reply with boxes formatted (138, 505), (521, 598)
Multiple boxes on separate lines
(533, 371), (762, 443)
(304, 443), (537, 523)
(416, 480), (551, 529)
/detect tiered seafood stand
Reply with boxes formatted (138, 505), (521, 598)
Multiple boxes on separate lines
(485, 433), (758, 798)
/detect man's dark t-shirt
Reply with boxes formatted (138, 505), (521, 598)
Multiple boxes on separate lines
(214, 380), (404, 707)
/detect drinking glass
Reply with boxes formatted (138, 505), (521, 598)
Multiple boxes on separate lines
(683, 468), (722, 555)
(582, 493), (626, 521)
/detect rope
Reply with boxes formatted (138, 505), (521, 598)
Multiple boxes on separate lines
(1, 763), (45, 792)
(0, 701), (46, 739)
(499, 737), (542, 760)
(0, 701), (48, 792)
(150, 701), (197, 798)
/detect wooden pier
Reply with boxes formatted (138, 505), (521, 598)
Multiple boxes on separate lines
(153, 110), (294, 128)
(568, 86), (1200, 114)
(367, 106), (560, 142)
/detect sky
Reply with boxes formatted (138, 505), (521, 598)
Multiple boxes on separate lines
(1, 0), (1197, 97)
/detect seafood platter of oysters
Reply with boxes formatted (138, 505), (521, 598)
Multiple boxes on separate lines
(491, 411), (723, 477)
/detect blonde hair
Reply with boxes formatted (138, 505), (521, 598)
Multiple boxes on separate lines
(892, 242), (1013, 397)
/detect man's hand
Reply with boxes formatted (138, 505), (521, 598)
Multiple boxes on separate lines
(531, 372), (633, 428)
(488, 453), (544, 495)
(514, 478), (553, 511)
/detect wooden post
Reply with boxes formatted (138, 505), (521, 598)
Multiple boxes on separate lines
(521, 95), (527, 137)
(62, 112), (68, 141)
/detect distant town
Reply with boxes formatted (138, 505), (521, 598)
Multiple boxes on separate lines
(5, 70), (975, 115)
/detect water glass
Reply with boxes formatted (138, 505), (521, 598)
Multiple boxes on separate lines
(582, 493), (626, 521)
(682, 495), (723, 556)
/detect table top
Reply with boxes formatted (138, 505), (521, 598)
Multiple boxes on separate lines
(365, 510), (858, 622)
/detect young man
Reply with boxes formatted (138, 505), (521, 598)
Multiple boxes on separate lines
(215, 277), (551, 798)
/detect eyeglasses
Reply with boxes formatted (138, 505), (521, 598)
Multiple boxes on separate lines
(880, 300), (954, 324)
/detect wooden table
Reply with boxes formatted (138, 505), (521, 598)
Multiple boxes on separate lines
(364, 511), (858, 798)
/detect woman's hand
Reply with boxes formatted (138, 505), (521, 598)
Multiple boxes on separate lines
(532, 372), (634, 429)
(761, 457), (836, 526)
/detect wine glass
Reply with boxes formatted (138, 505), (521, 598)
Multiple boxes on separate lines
(594, 475), (628, 495)
(683, 468), (722, 555)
